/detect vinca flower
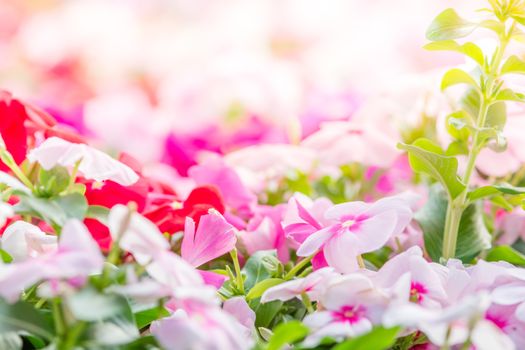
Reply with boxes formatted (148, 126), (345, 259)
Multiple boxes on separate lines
(28, 136), (139, 186)
(296, 194), (412, 273)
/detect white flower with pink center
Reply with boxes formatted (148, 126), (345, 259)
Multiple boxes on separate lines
(297, 195), (413, 273)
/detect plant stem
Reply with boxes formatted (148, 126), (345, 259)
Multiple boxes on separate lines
(230, 248), (245, 294)
(0, 148), (34, 190)
(284, 255), (313, 280)
(441, 20), (513, 260)
(301, 292), (314, 313)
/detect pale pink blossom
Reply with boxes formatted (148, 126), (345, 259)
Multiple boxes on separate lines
(261, 267), (338, 303)
(302, 274), (387, 347)
(0, 219), (103, 302)
(383, 293), (514, 349)
(223, 297), (256, 338)
(109, 204), (170, 265)
(181, 209), (236, 267)
(297, 195), (412, 273)
(151, 300), (254, 350)
(1, 221), (57, 262)
(491, 269), (525, 323)
(27, 137), (139, 186)
(373, 247), (446, 307)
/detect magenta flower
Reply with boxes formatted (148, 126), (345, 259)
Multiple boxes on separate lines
(296, 195), (412, 273)
(181, 209), (237, 267)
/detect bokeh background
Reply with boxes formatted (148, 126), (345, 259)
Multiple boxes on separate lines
(0, 0), (476, 176)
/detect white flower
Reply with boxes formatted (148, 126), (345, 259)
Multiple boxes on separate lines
(28, 137), (138, 186)
(1, 221), (57, 262)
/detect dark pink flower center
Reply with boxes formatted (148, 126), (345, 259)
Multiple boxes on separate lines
(332, 305), (366, 324)
(410, 281), (428, 304)
(485, 313), (508, 330)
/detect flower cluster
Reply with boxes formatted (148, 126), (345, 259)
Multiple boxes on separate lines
(0, 0), (525, 349)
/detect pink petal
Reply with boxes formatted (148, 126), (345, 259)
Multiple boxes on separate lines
(355, 210), (398, 253)
(297, 227), (333, 257)
(323, 232), (360, 273)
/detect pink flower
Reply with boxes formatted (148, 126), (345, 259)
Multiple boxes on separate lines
(0, 219), (103, 302)
(302, 274), (387, 347)
(296, 195), (412, 273)
(181, 209), (236, 268)
(373, 247), (446, 307)
(261, 267), (338, 303)
(282, 193), (333, 248)
(151, 299), (254, 350)
(1, 222), (57, 262)
(189, 156), (256, 217)
(240, 204), (289, 263)
(27, 136), (139, 186)
(491, 269), (525, 323)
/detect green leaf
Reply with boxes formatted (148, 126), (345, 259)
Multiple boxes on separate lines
(332, 326), (400, 350)
(243, 250), (279, 291)
(86, 205), (110, 226)
(0, 333), (22, 350)
(398, 139), (466, 199)
(134, 306), (170, 329)
(494, 88), (525, 103)
(415, 185), (491, 262)
(266, 321), (309, 350)
(0, 299), (54, 341)
(501, 55), (525, 75)
(461, 88), (507, 130)
(486, 245), (525, 266)
(441, 68), (479, 91)
(37, 166), (69, 197)
(468, 183), (525, 201)
(67, 288), (134, 322)
(0, 249), (13, 263)
(246, 278), (285, 301)
(85, 316), (139, 346)
(446, 111), (471, 140)
(426, 9), (477, 41)
(15, 193), (88, 226)
(424, 40), (484, 66)
(249, 298), (283, 329)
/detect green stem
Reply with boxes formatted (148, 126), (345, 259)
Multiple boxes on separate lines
(301, 292), (314, 313)
(65, 159), (82, 193)
(59, 322), (86, 350)
(284, 255), (313, 280)
(52, 299), (66, 337)
(0, 148), (34, 190)
(441, 20), (513, 260)
(230, 248), (245, 294)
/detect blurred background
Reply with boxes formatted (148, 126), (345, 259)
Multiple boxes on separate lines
(0, 0), (471, 176)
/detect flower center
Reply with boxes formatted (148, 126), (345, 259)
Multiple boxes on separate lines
(342, 219), (356, 228)
(332, 305), (366, 324)
(409, 281), (428, 304)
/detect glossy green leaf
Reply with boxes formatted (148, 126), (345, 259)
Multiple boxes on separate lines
(332, 327), (400, 350)
(494, 88), (525, 103)
(398, 139), (466, 199)
(37, 166), (69, 197)
(415, 185), (491, 262)
(446, 111), (471, 140)
(424, 40), (484, 66)
(486, 245), (525, 266)
(246, 278), (285, 301)
(501, 55), (525, 75)
(134, 306), (170, 329)
(266, 321), (308, 350)
(243, 250), (279, 291)
(249, 298), (283, 329)
(0, 299), (54, 341)
(426, 9), (477, 41)
(468, 183), (525, 201)
(15, 193), (88, 226)
(441, 68), (478, 91)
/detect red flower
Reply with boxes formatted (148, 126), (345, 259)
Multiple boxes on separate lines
(144, 185), (225, 234)
(0, 92), (29, 171)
